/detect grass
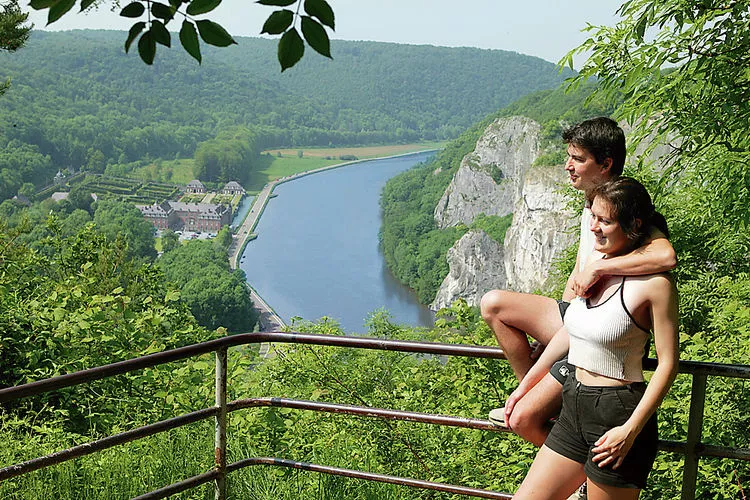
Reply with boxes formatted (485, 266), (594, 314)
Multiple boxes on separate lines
(131, 159), (196, 185)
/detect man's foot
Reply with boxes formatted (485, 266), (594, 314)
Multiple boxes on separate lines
(488, 407), (506, 426)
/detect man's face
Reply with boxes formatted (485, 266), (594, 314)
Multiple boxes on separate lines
(564, 144), (612, 195)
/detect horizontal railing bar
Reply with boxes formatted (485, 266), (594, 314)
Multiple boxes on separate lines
(0, 407), (218, 482)
(228, 397), (512, 433)
(228, 457), (514, 499)
(131, 469), (219, 500)
(0, 332), (505, 403)
(700, 444), (750, 461)
(2, 332), (749, 405)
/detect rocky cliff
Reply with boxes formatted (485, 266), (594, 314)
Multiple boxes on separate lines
(433, 116), (541, 228)
(504, 166), (577, 293)
(430, 230), (506, 310)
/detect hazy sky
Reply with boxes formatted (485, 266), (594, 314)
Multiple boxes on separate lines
(24, 0), (622, 66)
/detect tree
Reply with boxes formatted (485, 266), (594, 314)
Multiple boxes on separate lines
(563, 0), (750, 200)
(93, 199), (157, 261)
(29, 0), (334, 70)
(161, 228), (180, 253)
(0, 0), (32, 95)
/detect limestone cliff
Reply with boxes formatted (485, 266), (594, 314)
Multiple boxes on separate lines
(504, 166), (577, 293)
(434, 116), (541, 228)
(430, 230), (506, 310)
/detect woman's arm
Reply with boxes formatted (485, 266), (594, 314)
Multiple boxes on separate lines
(591, 275), (679, 469)
(572, 230), (677, 298)
(505, 325), (571, 422)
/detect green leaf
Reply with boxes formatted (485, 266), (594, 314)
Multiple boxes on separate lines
(151, 20), (171, 47)
(196, 19), (237, 47)
(300, 15), (330, 58)
(80, 0), (96, 11)
(278, 26), (304, 71)
(180, 20), (202, 63)
(29, 0), (57, 9)
(138, 31), (156, 65)
(261, 9), (293, 35)
(256, 0), (296, 5)
(150, 2), (175, 21)
(120, 1), (145, 18)
(48, 0), (76, 23)
(303, 0), (334, 29)
(186, 0), (222, 16)
(125, 21), (146, 52)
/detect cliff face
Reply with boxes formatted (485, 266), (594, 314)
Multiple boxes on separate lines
(430, 230), (506, 310)
(430, 116), (577, 310)
(433, 116), (541, 228)
(504, 166), (577, 293)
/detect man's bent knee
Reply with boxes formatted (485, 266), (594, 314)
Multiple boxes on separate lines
(480, 289), (508, 322)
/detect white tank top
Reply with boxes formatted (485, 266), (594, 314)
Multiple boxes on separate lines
(565, 277), (650, 382)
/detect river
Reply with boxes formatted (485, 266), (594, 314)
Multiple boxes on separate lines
(238, 151), (436, 333)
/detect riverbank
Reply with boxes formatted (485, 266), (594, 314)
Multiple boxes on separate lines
(229, 149), (439, 331)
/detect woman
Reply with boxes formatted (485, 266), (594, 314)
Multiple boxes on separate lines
(508, 177), (679, 499)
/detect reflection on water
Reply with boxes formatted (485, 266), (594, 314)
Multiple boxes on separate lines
(239, 152), (435, 333)
(230, 195), (255, 228)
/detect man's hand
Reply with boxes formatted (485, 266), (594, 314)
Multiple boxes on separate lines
(571, 263), (602, 298)
(529, 340), (545, 360)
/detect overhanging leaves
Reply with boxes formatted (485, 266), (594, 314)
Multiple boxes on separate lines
(196, 19), (236, 47)
(28, 0), (57, 9)
(186, 0), (222, 16)
(138, 30), (156, 65)
(125, 21), (146, 52)
(304, 0), (334, 29)
(256, 0), (296, 5)
(80, 0), (96, 11)
(150, 20), (171, 47)
(300, 15), (330, 58)
(278, 27), (304, 71)
(180, 20), (201, 63)
(47, 0), (76, 23)
(150, 2), (175, 21)
(261, 9), (293, 35)
(120, 1), (145, 18)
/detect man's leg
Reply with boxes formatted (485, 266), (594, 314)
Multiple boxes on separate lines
(505, 373), (563, 446)
(480, 290), (563, 380)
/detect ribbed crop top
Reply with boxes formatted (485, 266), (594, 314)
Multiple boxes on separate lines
(565, 277), (650, 382)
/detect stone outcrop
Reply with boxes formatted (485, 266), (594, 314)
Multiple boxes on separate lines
(504, 166), (577, 293)
(434, 116), (541, 228)
(430, 230), (506, 310)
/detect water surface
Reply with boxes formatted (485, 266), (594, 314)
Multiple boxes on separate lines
(239, 152), (435, 333)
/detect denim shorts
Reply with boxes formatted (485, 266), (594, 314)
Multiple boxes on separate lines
(544, 373), (658, 489)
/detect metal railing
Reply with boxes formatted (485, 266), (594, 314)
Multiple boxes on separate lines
(1, 331), (749, 499)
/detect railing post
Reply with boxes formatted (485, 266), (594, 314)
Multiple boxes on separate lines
(681, 374), (706, 500)
(215, 347), (228, 500)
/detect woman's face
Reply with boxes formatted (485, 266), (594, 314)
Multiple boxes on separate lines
(590, 196), (631, 256)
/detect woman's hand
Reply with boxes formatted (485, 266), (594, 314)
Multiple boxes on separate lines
(503, 384), (529, 427)
(591, 424), (637, 469)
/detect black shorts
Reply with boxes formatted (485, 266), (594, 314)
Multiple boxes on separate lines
(544, 373), (658, 489)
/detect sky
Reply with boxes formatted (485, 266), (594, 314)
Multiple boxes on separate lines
(23, 0), (623, 66)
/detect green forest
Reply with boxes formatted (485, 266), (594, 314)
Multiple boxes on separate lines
(0, 30), (570, 201)
(2, 0), (750, 498)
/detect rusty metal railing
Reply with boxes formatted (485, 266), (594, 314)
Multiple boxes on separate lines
(1, 332), (749, 500)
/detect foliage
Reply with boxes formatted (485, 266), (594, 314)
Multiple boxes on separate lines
(0, 31), (568, 198)
(29, 0), (335, 70)
(470, 213), (513, 245)
(157, 239), (258, 332)
(0, 0), (31, 96)
(92, 199), (157, 261)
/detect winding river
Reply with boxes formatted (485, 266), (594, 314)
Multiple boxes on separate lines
(238, 152), (436, 333)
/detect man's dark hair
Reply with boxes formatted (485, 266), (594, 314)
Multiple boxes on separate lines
(562, 117), (626, 176)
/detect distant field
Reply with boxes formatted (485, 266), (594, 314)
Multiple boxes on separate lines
(134, 143), (445, 194)
(247, 142), (445, 192)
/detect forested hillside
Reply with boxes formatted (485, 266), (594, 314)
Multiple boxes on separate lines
(0, 30), (570, 200)
(379, 81), (617, 303)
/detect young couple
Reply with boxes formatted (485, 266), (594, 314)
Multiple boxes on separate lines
(480, 118), (679, 499)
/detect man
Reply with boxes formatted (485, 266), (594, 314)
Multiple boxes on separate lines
(480, 117), (676, 446)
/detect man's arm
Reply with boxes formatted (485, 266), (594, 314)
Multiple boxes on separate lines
(572, 228), (677, 297)
(561, 246), (583, 302)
